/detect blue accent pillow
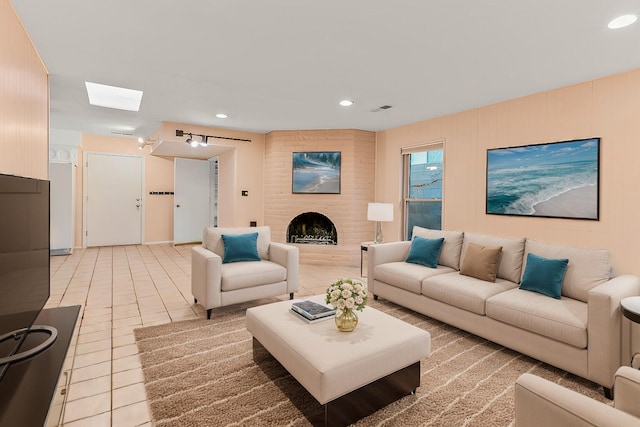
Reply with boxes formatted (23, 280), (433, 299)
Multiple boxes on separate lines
(405, 236), (445, 268)
(519, 253), (569, 299)
(221, 232), (261, 263)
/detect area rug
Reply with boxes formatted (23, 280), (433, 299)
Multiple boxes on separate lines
(134, 299), (609, 426)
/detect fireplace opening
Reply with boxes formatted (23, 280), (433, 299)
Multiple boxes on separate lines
(287, 212), (337, 245)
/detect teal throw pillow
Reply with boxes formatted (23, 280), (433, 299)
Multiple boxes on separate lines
(221, 232), (261, 263)
(406, 236), (444, 268)
(519, 253), (569, 299)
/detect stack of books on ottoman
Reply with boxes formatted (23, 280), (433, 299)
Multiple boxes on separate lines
(291, 300), (336, 323)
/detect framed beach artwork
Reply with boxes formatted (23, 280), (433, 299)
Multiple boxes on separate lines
(292, 151), (341, 194)
(486, 137), (600, 220)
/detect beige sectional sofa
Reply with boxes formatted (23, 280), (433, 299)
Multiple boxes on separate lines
(367, 226), (640, 394)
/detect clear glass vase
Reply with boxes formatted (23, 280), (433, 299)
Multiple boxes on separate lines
(335, 309), (358, 332)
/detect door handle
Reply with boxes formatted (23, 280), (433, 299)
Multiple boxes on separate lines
(176, 204), (181, 208)
(136, 204), (141, 208)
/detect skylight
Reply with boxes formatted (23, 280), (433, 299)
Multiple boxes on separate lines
(85, 82), (143, 111)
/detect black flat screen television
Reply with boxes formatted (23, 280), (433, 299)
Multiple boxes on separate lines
(0, 173), (52, 382)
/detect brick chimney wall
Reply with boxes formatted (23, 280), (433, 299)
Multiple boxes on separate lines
(264, 129), (376, 265)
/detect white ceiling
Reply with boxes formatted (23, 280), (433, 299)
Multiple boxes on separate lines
(11, 1), (640, 141)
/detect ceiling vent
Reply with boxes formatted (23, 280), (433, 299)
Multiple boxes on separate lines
(371, 105), (393, 112)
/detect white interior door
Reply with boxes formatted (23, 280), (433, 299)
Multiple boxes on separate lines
(85, 153), (143, 247)
(174, 158), (212, 244)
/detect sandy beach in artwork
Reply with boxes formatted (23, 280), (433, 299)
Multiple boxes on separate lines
(293, 167), (340, 193)
(299, 173), (340, 193)
(533, 185), (597, 218)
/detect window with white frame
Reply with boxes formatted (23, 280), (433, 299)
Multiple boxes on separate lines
(402, 141), (444, 240)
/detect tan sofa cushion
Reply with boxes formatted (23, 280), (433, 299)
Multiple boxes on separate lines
(486, 288), (588, 348)
(460, 242), (502, 282)
(422, 272), (518, 315)
(524, 239), (611, 303)
(203, 226), (271, 261)
(220, 260), (286, 291)
(374, 261), (454, 294)
(461, 233), (525, 283)
(412, 226), (463, 270)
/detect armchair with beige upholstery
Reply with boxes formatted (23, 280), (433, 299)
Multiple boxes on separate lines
(191, 226), (299, 319)
(515, 366), (640, 426)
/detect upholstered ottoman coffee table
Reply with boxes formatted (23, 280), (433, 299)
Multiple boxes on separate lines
(246, 296), (431, 426)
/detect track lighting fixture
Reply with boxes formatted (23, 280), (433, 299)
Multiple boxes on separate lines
(185, 133), (207, 147)
(187, 137), (199, 147)
(176, 129), (252, 145)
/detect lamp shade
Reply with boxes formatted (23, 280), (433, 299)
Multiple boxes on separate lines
(367, 202), (394, 222)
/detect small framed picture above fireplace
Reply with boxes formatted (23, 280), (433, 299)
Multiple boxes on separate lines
(292, 151), (341, 194)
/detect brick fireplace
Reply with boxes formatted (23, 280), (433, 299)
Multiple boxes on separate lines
(264, 129), (376, 265)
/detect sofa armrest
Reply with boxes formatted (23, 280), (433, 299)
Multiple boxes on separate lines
(587, 274), (640, 388)
(515, 373), (639, 427)
(367, 241), (412, 291)
(269, 242), (299, 294)
(191, 245), (222, 309)
(614, 366), (640, 418)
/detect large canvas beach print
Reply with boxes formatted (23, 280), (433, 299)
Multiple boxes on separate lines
(486, 138), (600, 220)
(292, 152), (341, 194)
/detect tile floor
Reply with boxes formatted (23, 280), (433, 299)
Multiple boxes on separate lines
(46, 244), (362, 426)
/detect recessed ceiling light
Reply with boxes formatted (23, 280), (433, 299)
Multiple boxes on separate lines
(216, 113), (228, 119)
(339, 100), (354, 107)
(85, 81), (143, 111)
(608, 14), (637, 29)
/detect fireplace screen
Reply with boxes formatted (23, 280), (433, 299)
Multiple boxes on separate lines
(286, 212), (337, 245)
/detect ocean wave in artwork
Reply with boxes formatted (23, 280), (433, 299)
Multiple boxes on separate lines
(487, 160), (597, 216)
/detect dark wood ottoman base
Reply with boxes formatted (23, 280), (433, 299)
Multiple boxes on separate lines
(253, 338), (420, 427)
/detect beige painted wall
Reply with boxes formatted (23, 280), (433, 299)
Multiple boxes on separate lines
(0, 0), (48, 179)
(376, 68), (640, 276)
(75, 123), (266, 247)
(157, 122), (266, 228)
(75, 134), (174, 247)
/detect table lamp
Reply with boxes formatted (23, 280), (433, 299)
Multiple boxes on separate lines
(367, 202), (394, 244)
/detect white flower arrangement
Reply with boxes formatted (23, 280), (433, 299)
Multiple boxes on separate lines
(326, 278), (368, 314)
